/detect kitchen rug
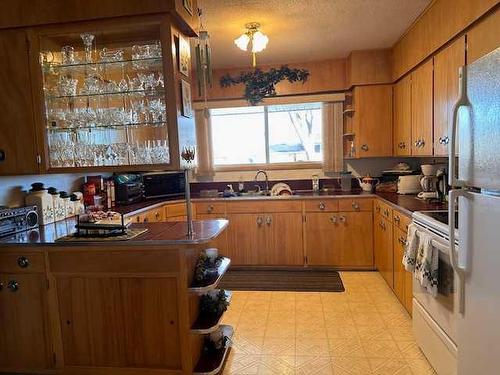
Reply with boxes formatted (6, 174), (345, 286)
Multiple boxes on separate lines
(218, 268), (345, 292)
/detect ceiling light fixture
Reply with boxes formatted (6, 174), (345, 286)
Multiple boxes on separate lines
(234, 22), (269, 67)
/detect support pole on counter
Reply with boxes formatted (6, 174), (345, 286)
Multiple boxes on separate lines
(181, 147), (196, 238)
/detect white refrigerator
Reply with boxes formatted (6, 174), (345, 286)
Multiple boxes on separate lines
(448, 47), (500, 375)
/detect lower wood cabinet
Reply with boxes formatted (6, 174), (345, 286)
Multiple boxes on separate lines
(0, 273), (52, 371)
(56, 276), (181, 368)
(226, 213), (303, 266)
(305, 211), (373, 268)
(338, 212), (374, 268)
(394, 225), (414, 315)
(374, 214), (393, 288)
(304, 212), (339, 266)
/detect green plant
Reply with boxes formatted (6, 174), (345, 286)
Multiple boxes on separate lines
(220, 65), (310, 105)
(194, 253), (223, 281)
(200, 290), (230, 317)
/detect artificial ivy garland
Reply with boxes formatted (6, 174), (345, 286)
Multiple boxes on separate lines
(220, 65), (310, 105)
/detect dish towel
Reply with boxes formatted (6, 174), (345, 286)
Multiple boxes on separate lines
(402, 223), (419, 272)
(414, 232), (439, 297)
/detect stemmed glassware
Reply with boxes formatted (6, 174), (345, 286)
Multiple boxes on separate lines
(43, 33), (168, 168)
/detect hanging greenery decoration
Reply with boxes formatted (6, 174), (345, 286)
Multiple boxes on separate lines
(220, 65), (310, 105)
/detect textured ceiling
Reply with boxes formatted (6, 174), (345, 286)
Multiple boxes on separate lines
(198, 0), (431, 69)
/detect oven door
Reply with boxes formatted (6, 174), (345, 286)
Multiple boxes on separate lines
(412, 224), (459, 345)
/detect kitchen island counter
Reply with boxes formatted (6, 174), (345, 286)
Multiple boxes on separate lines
(0, 219), (228, 246)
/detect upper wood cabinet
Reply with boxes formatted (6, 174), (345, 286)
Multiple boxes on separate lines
(393, 75), (412, 156)
(467, 7), (500, 63)
(433, 36), (465, 156)
(351, 85), (393, 158)
(0, 30), (40, 175)
(411, 59), (434, 156)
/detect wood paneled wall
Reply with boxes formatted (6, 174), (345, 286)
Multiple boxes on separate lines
(192, 58), (347, 101)
(392, 0), (499, 80)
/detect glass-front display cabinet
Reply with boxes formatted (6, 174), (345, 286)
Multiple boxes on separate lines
(35, 21), (175, 170)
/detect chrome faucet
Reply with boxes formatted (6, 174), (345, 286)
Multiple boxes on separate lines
(254, 170), (269, 194)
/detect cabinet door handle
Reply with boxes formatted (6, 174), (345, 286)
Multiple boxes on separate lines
(351, 202), (360, 211)
(330, 215), (337, 224)
(398, 142), (406, 149)
(266, 216), (272, 226)
(394, 215), (400, 224)
(7, 280), (19, 292)
(256, 216), (263, 226)
(420, 139), (425, 147)
(17, 256), (29, 268)
(379, 221), (386, 230)
(439, 136), (450, 145)
(339, 215), (346, 224)
(207, 205), (214, 213)
(361, 144), (369, 151)
(318, 202), (326, 210)
(155, 212), (161, 220)
(383, 209), (389, 217)
(375, 206), (381, 213)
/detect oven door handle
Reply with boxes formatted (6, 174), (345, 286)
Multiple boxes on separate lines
(449, 189), (466, 314)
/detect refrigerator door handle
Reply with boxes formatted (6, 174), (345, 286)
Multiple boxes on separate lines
(449, 66), (469, 188)
(449, 189), (467, 314)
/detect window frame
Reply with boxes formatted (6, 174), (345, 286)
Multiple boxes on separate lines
(210, 103), (324, 171)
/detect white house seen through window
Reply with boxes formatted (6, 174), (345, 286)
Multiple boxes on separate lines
(210, 102), (323, 166)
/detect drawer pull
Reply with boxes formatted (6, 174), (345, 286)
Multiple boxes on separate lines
(7, 280), (19, 292)
(361, 144), (369, 151)
(256, 216), (263, 226)
(375, 206), (381, 213)
(351, 202), (360, 210)
(339, 215), (346, 224)
(330, 215), (337, 224)
(394, 215), (400, 223)
(265, 216), (272, 226)
(17, 256), (29, 268)
(318, 202), (326, 210)
(207, 205), (214, 213)
(383, 209), (389, 217)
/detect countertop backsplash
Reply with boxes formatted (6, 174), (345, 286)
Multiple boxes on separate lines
(0, 174), (88, 208)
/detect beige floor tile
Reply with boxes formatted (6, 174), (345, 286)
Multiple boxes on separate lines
(324, 322), (358, 339)
(362, 339), (403, 359)
(387, 325), (415, 342)
(232, 334), (265, 355)
(262, 337), (296, 356)
(265, 321), (296, 338)
(296, 355), (334, 374)
(296, 321), (328, 338)
(396, 341), (426, 359)
(258, 355), (296, 375)
(223, 272), (434, 375)
(296, 338), (330, 357)
(368, 358), (411, 375)
(268, 310), (296, 324)
(405, 358), (436, 374)
(237, 321), (267, 337)
(331, 356), (372, 375)
(328, 337), (366, 357)
(297, 310), (325, 324)
(222, 351), (260, 375)
(352, 311), (386, 327)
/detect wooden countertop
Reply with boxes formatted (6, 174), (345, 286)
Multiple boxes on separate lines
(0, 219), (228, 246)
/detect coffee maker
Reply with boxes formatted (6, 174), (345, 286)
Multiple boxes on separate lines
(417, 165), (447, 200)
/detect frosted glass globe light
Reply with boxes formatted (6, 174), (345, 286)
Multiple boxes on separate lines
(251, 31), (269, 53)
(234, 33), (250, 51)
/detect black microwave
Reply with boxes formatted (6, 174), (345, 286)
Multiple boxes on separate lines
(141, 172), (185, 199)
